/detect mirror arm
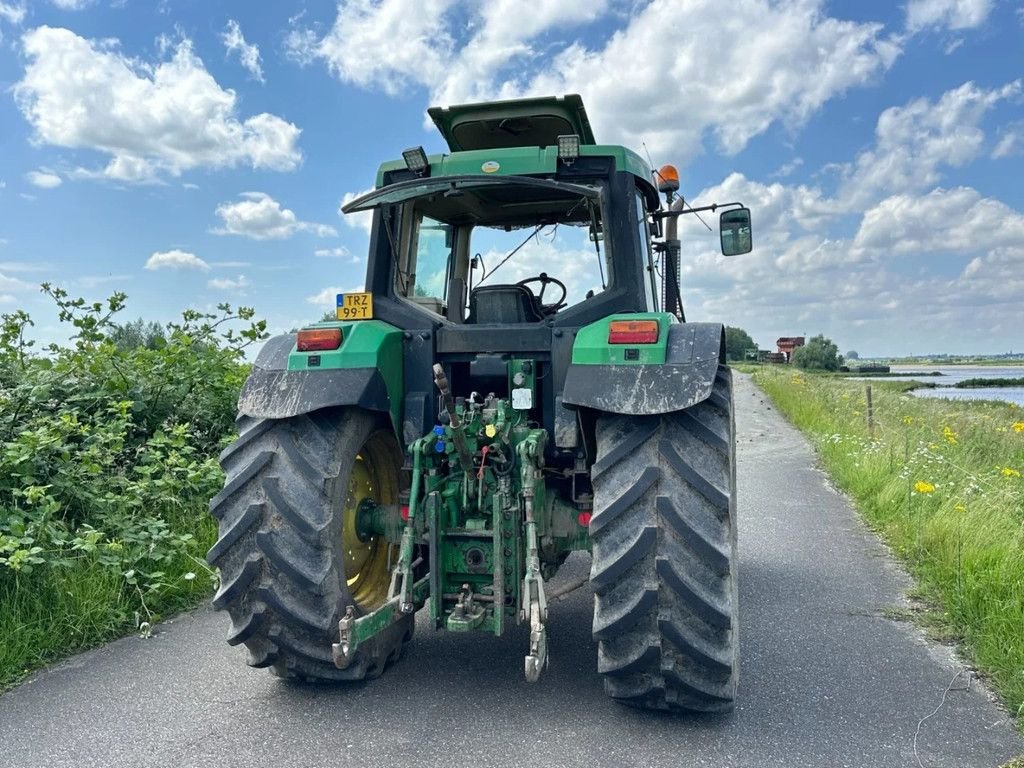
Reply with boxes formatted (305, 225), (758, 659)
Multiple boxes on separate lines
(651, 201), (745, 221)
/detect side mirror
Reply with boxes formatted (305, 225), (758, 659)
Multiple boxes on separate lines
(720, 207), (752, 256)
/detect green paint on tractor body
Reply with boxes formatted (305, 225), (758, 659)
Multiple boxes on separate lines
(287, 319), (403, 431)
(571, 312), (677, 365)
(375, 144), (649, 188)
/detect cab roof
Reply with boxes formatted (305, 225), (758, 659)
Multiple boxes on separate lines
(427, 94), (595, 152)
(372, 95), (658, 207)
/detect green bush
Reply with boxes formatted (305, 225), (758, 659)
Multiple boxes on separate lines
(0, 286), (266, 685)
(792, 333), (841, 371)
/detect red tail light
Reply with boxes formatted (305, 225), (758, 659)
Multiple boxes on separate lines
(608, 320), (659, 344)
(297, 328), (342, 351)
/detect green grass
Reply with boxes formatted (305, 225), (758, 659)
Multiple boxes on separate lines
(0, 509), (215, 689)
(956, 377), (1024, 389)
(753, 368), (1024, 724)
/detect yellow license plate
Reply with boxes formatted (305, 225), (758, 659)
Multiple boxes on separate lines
(336, 292), (373, 320)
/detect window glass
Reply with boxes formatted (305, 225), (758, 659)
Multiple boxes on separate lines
(411, 216), (451, 300)
(636, 193), (658, 311)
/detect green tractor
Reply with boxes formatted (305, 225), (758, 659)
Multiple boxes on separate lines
(208, 95), (752, 712)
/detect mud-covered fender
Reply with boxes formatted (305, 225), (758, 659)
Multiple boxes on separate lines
(561, 322), (725, 415)
(237, 331), (397, 425)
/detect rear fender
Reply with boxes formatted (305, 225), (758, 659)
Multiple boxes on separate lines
(561, 321), (724, 415)
(237, 321), (402, 433)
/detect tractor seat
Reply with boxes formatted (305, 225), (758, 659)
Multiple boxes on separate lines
(467, 284), (543, 324)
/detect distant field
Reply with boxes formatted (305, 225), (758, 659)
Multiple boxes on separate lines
(752, 367), (1024, 726)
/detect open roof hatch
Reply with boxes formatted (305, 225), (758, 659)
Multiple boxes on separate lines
(427, 94), (596, 152)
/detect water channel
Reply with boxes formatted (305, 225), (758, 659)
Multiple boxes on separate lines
(858, 365), (1024, 407)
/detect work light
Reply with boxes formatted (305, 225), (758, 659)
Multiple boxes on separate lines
(557, 134), (580, 163)
(402, 146), (429, 175)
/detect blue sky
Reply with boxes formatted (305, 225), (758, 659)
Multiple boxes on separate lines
(0, 0), (1022, 356)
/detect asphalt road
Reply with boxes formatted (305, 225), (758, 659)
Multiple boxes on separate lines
(2, 374), (1021, 768)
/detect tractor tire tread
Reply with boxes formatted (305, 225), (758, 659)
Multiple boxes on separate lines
(208, 410), (411, 683)
(589, 365), (738, 713)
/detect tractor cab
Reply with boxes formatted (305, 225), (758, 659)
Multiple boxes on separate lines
(343, 95), (659, 332)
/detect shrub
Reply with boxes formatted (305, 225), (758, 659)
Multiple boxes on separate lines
(0, 286), (266, 684)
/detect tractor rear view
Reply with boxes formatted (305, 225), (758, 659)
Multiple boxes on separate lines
(208, 95), (752, 712)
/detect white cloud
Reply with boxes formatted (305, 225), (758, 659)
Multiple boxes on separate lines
(145, 249), (210, 271)
(295, 0), (899, 160)
(50, 0), (92, 8)
(339, 189), (374, 235)
(286, 0), (455, 96)
(0, 2), (25, 24)
(836, 80), (1021, 210)
(25, 169), (62, 188)
(214, 192), (337, 240)
(0, 271), (31, 293)
(852, 187), (1024, 256)
(305, 285), (362, 307)
(221, 19), (264, 83)
(314, 246), (356, 260)
(0, 260), (50, 272)
(906, 0), (992, 32)
(14, 27), (301, 183)
(992, 123), (1024, 158)
(208, 274), (250, 291)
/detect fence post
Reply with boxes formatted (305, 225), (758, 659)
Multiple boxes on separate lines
(865, 384), (874, 436)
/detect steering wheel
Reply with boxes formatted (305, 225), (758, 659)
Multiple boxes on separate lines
(516, 273), (567, 316)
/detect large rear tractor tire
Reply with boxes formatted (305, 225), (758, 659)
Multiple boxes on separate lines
(208, 408), (412, 681)
(589, 365), (738, 712)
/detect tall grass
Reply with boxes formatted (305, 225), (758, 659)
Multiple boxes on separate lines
(753, 368), (1024, 723)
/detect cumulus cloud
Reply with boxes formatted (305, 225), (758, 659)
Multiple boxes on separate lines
(25, 169), (62, 188)
(208, 274), (250, 291)
(145, 249), (210, 271)
(222, 19), (264, 83)
(852, 187), (1024, 256)
(286, 0), (456, 95)
(293, 0), (899, 160)
(14, 27), (301, 183)
(835, 80), (1021, 210)
(906, 0), (992, 32)
(214, 192), (337, 240)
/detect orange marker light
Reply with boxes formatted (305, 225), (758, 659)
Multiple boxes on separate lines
(655, 164), (680, 193)
(608, 319), (659, 344)
(296, 328), (343, 351)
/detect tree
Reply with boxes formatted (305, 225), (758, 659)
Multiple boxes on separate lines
(725, 326), (757, 361)
(109, 318), (166, 350)
(846, 350), (859, 360)
(792, 334), (841, 371)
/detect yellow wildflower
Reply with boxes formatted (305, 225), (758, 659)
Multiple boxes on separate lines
(1012, 422), (1024, 433)
(942, 425), (958, 445)
(1001, 467), (1022, 479)
(902, 416), (913, 425)
(954, 504), (966, 513)
(914, 480), (935, 494)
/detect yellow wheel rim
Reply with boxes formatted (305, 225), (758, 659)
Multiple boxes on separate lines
(341, 432), (395, 611)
